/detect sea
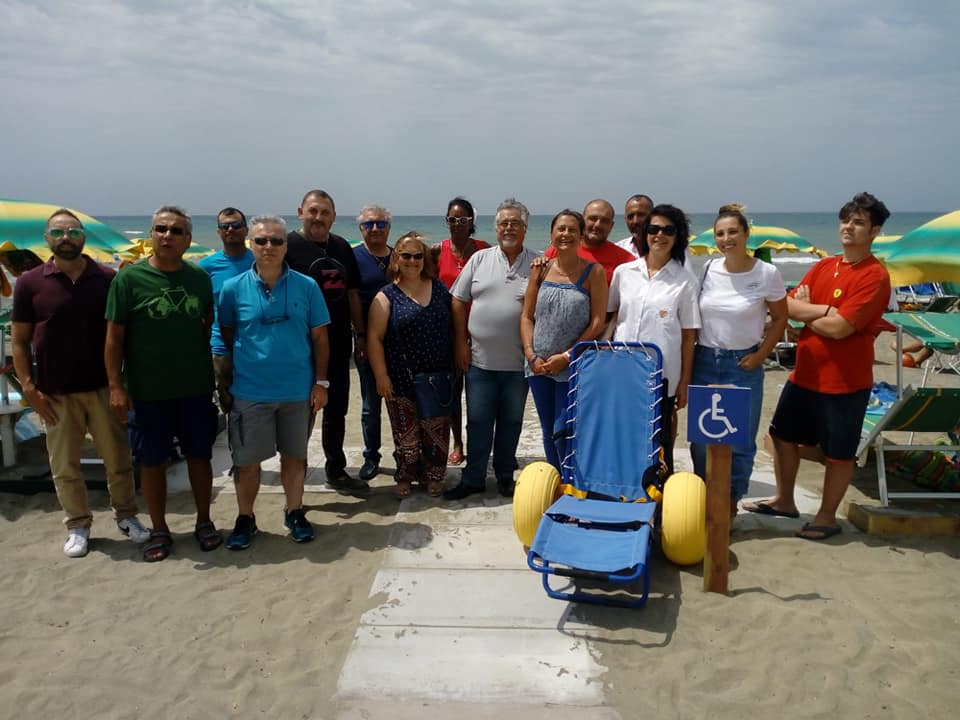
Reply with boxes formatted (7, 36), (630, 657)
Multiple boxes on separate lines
(99, 211), (943, 286)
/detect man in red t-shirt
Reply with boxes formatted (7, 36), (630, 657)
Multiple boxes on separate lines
(544, 198), (634, 285)
(744, 192), (891, 540)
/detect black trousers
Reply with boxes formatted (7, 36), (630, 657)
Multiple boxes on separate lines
(317, 340), (352, 478)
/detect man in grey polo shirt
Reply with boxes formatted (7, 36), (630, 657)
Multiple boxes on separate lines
(444, 198), (540, 500)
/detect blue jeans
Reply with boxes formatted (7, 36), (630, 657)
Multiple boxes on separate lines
(355, 358), (382, 462)
(527, 375), (568, 471)
(689, 345), (764, 502)
(462, 366), (529, 488)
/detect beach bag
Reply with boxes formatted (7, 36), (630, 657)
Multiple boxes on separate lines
(413, 371), (454, 418)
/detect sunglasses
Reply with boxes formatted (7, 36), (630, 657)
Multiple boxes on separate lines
(398, 252), (424, 261)
(360, 220), (389, 230)
(647, 224), (677, 237)
(218, 220), (246, 231)
(252, 237), (285, 246)
(446, 216), (471, 225)
(153, 224), (187, 236)
(47, 228), (84, 239)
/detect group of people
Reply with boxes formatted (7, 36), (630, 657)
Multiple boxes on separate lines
(11, 188), (892, 560)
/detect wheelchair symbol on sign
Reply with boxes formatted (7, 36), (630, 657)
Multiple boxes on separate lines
(697, 392), (738, 440)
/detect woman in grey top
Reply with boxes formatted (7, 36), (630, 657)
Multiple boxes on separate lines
(520, 210), (607, 470)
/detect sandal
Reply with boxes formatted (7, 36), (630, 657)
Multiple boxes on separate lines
(448, 449), (465, 466)
(426, 480), (444, 498)
(143, 530), (173, 563)
(194, 521), (223, 552)
(393, 481), (413, 499)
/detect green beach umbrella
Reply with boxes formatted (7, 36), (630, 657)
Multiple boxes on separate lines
(0, 198), (138, 262)
(689, 225), (828, 258)
(878, 210), (960, 286)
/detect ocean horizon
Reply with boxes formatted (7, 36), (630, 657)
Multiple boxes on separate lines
(100, 210), (944, 285)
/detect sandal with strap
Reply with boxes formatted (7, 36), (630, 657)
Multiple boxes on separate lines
(194, 521), (223, 552)
(393, 481), (413, 499)
(426, 480), (444, 497)
(143, 530), (173, 563)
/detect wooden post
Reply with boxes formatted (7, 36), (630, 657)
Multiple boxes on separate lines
(704, 444), (732, 594)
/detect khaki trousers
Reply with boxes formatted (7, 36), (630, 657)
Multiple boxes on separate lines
(44, 387), (138, 529)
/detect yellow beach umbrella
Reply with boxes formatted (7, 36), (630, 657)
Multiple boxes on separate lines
(689, 225), (828, 258)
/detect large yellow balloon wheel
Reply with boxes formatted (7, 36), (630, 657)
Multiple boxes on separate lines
(660, 472), (707, 565)
(512, 462), (562, 547)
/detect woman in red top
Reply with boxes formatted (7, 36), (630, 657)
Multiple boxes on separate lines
(432, 197), (488, 465)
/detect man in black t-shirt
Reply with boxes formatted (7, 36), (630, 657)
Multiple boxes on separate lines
(286, 189), (367, 490)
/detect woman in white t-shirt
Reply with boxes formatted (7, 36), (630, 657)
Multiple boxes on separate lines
(690, 205), (788, 517)
(608, 204), (701, 474)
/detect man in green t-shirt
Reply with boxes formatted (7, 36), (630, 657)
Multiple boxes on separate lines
(106, 205), (221, 562)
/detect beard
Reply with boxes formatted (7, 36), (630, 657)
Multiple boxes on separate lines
(52, 243), (82, 260)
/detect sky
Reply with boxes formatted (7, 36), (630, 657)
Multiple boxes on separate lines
(2, 0), (959, 216)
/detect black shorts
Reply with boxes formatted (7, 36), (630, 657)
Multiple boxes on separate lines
(769, 381), (870, 461)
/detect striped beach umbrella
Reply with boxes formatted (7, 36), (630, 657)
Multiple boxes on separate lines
(878, 210), (960, 285)
(689, 225), (828, 258)
(0, 198), (137, 262)
(118, 237), (213, 263)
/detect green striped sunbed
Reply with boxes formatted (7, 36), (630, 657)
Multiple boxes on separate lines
(858, 385), (960, 506)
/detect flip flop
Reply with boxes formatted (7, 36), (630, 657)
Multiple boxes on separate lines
(393, 481), (413, 499)
(143, 530), (173, 563)
(795, 523), (842, 541)
(742, 500), (800, 519)
(448, 449), (465, 466)
(194, 521), (223, 552)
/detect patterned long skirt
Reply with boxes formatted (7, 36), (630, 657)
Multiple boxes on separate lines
(385, 396), (451, 486)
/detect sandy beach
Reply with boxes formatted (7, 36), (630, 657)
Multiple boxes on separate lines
(1, 336), (958, 720)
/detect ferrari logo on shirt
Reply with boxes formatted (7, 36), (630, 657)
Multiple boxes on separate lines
(833, 288), (843, 299)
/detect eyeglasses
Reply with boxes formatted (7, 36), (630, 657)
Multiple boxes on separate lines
(647, 224), (677, 237)
(359, 220), (389, 230)
(252, 237), (285, 247)
(218, 220), (246, 231)
(153, 224), (187, 236)
(497, 219), (525, 229)
(446, 216), (472, 225)
(398, 252), (424, 261)
(47, 228), (84, 239)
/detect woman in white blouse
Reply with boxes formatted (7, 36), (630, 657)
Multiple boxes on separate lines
(690, 204), (788, 517)
(607, 204), (700, 474)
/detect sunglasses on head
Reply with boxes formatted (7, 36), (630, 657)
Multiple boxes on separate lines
(398, 252), (424, 261)
(48, 228), (84, 239)
(153, 224), (187, 236)
(360, 220), (389, 230)
(647, 224), (677, 237)
(446, 216), (471, 225)
(218, 219), (246, 231)
(252, 237), (285, 247)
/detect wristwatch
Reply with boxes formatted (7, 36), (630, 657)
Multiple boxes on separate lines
(315, 380), (330, 389)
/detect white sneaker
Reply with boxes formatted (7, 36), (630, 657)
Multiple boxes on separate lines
(63, 528), (90, 558)
(117, 516), (151, 544)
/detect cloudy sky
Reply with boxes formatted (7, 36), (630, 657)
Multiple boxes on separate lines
(2, 0), (958, 215)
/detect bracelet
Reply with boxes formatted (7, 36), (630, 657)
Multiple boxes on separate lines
(823, 305), (831, 317)
(563, 350), (571, 362)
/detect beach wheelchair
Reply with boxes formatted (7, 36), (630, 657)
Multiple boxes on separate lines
(513, 341), (706, 608)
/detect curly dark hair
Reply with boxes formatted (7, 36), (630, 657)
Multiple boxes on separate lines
(636, 204), (690, 265)
(839, 192), (890, 228)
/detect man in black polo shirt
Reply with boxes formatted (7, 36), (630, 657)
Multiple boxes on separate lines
(286, 189), (367, 490)
(11, 208), (150, 557)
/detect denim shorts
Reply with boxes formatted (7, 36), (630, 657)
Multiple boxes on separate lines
(128, 395), (218, 467)
(769, 381), (871, 461)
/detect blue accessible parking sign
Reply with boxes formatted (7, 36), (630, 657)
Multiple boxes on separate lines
(687, 385), (751, 448)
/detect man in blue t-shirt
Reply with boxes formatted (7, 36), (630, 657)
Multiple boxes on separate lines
(218, 215), (331, 549)
(199, 206), (254, 411)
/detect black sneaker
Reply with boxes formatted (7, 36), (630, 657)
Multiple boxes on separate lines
(226, 514), (258, 551)
(326, 472), (370, 494)
(497, 479), (516, 498)
(442, 482), (485, 500)
(284, 508), (315, 543)
(358, 458), (380, 481)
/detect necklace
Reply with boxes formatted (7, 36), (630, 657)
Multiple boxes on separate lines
(834, 256), (867, 277)
(451, 239), (474, 270)
(371, 247), (391, 273)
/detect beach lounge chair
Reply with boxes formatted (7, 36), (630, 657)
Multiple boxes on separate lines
(512, 341), (704, 608)
(887, 311), (960, 385)
(858, 384), (960, 505)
